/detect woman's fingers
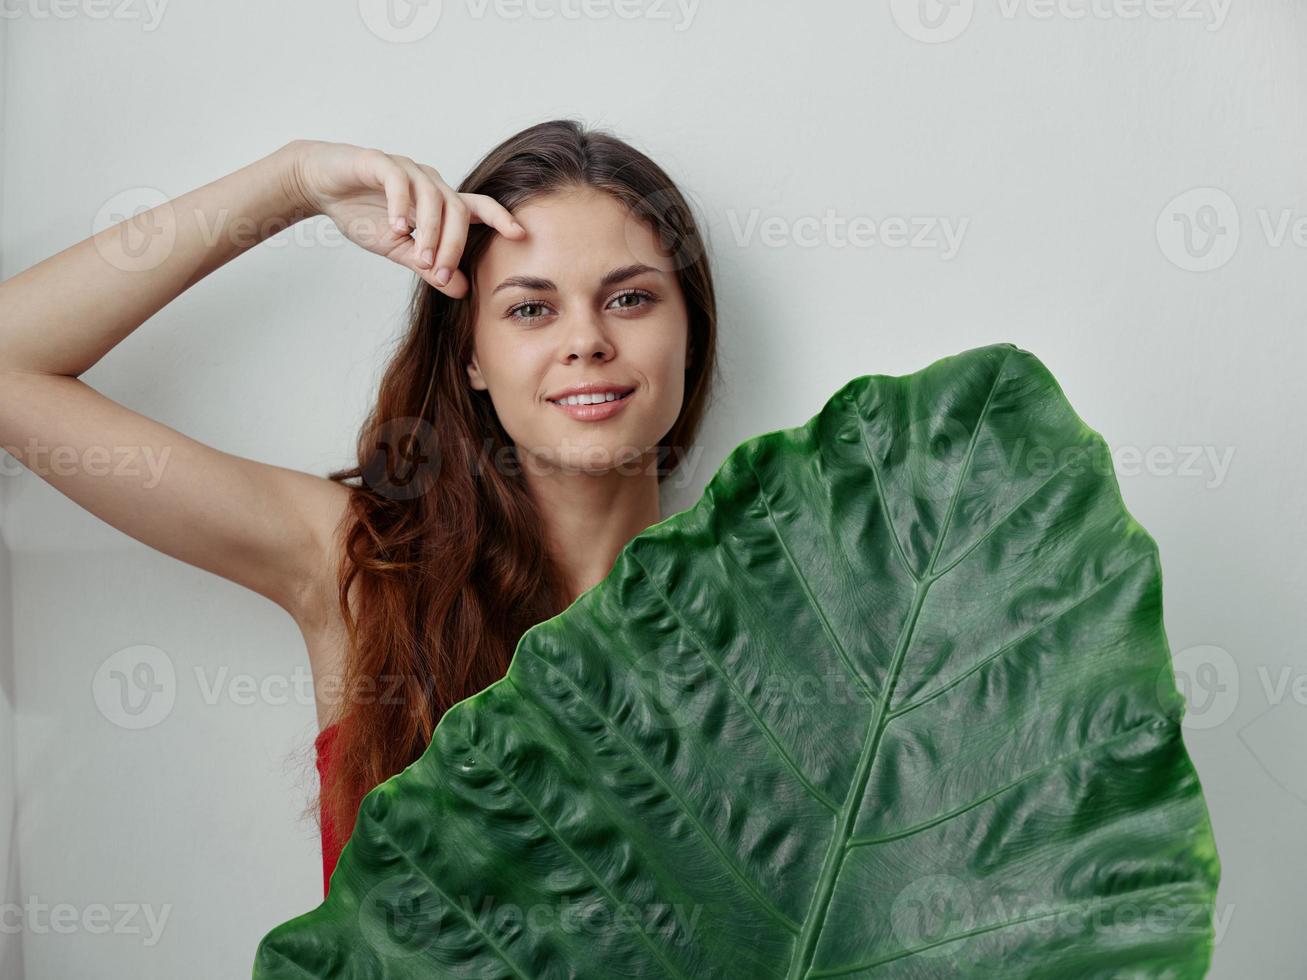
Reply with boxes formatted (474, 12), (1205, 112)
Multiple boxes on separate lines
(357, 149), (413, 239)
(430, 196), (468, 287)
(462, 192), (527, 241)
(351, 152), (526, 297)
(372, 157), (452, 291)
(417, 170), (527, 293)
(393, 156), (443, 270)
(415, 165), (469, 288)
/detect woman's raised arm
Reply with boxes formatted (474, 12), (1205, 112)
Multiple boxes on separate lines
(0, 142), (355, 628)
(0, 140), (521, 631)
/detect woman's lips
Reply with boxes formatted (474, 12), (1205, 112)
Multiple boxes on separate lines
(547, 390), (634, 421)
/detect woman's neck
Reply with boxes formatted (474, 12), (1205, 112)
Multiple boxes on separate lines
(525, 457), (663, 605)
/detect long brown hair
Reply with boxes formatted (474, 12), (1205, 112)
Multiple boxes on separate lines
(313, 118), (720, 848)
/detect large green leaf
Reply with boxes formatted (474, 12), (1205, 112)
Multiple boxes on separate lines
(254, 342), (1220, 978)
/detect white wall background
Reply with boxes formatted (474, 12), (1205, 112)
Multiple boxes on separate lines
(0, 9), (25, 976)
(1, 1), (1303, 976)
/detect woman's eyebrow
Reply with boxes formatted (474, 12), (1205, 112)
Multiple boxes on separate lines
(491, 263), (659, 296)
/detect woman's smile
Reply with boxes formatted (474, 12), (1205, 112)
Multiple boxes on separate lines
(546, 387), (635, 421)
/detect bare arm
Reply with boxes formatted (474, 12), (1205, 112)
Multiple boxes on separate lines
(0, 139), (525, 631)
(0, 142), (350, 622)
(0, 142), (314, 377)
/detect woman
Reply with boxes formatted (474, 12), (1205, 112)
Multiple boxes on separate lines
(0, 119), (719, 897)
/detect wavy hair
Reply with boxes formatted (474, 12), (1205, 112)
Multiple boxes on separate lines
(312, 118), (719, 848)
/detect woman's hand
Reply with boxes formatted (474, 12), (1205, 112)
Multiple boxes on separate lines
(285, 139), (525, 297)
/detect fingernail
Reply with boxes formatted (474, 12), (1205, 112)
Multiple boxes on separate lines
(434, 266), (452, 286)
(393, 217), (408, 233)
(420, 248), (434, 268)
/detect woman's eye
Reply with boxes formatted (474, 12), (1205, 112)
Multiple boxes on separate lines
(609, 289), (656, 311)
(507, 289), (655, 323)
(509, 302), (550, 322)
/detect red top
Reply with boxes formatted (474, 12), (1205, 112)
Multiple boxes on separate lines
(314, 723), (343, 898)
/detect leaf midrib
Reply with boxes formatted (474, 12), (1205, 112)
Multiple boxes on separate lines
(785, 352), (1010, 978)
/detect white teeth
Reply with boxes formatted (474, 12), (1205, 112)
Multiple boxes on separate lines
(553, 391), (629, 406)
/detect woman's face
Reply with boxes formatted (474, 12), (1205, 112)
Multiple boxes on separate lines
(466, 185), (690, 477)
